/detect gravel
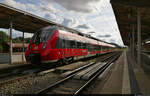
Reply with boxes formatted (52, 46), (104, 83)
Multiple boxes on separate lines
(0, 73), (60, 94)
(0, 53), (114, 94)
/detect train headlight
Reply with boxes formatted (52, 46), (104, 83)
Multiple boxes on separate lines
(58, 51), (61, 54)
(42, 43), (47, 49)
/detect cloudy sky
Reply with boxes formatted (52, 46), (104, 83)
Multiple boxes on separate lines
(0, 0), (124, 46)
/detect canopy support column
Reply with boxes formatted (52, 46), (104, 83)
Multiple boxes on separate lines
(9, 21), (13, 65)
(137, 9), (141, 66)
(132, 25), (135, 59)
(22, 31), (24, 62)
(130, 30), (132, 50)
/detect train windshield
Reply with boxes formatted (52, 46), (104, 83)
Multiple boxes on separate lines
(31, 27), (56, 44)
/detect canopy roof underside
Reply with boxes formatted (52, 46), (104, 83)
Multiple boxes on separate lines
(0, 3), (116, 46)
(111, 0), (150, 46)
(0, 3), (84, 35)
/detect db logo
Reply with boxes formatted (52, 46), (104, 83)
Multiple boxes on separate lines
(34, 46), (38, 49)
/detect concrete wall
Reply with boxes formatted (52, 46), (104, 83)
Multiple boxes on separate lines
(12, 54), (26, 63)
(0, 53), (26, 64)
(141, 53), (150, 73)
(0, 53), (9, 63)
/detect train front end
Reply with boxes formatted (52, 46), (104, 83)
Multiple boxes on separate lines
(25, 26), (57, 64)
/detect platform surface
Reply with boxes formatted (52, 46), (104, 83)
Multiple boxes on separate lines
(0, 63), (28, 70)
(92, 50), (150, 94)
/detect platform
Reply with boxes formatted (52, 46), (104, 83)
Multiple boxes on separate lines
(0, 53), (28, 70)
(0, 53), (26, 64)
(92, 50), (150, 94)
(0, 63), (30, 70)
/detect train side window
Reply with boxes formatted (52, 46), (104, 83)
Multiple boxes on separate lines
(82, 42), (86, 49)
(63, 36), (70, 49)
(77, 42), (79, 49)
(96, 45), (98, 50)
(84, 43), (86, 49)
(99, 46), (101, 50)
(55, 37), (65, 49)
(94, 45), (97, 50)
(62, 39), (65, 49)
(59, 38), (63, 48)
(66, 40), (69, 49)
(106, 47), (108, 50)
(67, 40), (71, 49)
(77, 42), (81, 49)
(101, 46), (103, 50)
(106, 46), (108, 50)
(74, 41), (76, 48)
(90, 44), (92, 50)
(87, 44), (90, 51)
(65, 40), (68, 48)
(80, 42), (83, 49)
(103, 46), (105, 50)
(98, 45), (100, 50)
(80, 42), (82, 49)
(90, 45), (93, 51)
(88, 44), (92, 51)
(85, 43), (88, 49)
(95, 45), (97, 50)
(92, 45), (94, 50)
(70, 40), (76, 48)
(55, 37), (60, 48)
(82, 43), (86, 49)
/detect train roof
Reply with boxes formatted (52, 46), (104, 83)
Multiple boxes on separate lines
(41, 26), (116, 47)
(58, 29), (116, 47)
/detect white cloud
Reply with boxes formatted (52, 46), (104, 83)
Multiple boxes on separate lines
(74, 24), (96, 34)
(0, 0), (124, 46)
(3, 0), (26, 9)
(42, 0), (101, 13)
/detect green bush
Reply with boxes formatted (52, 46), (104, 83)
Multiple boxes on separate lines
(0, 45), (3, 52)
(0, 31), (9, 53)
(0, 31), (9, 43)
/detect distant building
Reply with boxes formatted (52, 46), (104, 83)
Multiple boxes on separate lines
(143, 41), (150, 51)
(3, 43), (29, 52)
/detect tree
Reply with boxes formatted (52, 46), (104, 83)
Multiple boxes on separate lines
(0, 45), (3, 52)
(0, 31), (9, 43)
(13, 37), (22, 43)
(0, 31), (9, 52)
(24, 38), (31, 43)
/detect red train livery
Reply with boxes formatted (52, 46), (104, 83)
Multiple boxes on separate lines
(25, 26), (115, 64)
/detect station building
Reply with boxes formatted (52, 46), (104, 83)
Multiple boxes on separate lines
(2, 42), (28, 53)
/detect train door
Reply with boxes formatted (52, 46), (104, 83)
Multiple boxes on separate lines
(62, 39), (65, 58)
(70, 40), (75, 56)
(101, 46), (103, 53)
(55, 37), (62, 59)
(63, 38), (67, 58)
(75, 41), (77, 56)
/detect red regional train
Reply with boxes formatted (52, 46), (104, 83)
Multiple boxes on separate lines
(25, 26), (115, 65)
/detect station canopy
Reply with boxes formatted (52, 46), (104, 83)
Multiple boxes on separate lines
(0, 3), (117, 47)
(110, 0), (150, 46)
(0, 3), (83, 34)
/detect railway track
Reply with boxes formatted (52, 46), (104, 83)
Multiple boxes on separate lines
(0, 52), (114, 80)
(35, 52), (121, 94)
(0, 64), (33, 80)
(0, 52), (119, 94)
(0, 52), (115, 81)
